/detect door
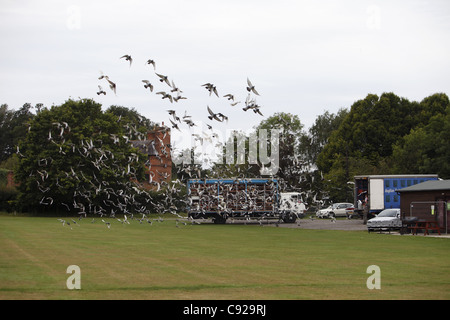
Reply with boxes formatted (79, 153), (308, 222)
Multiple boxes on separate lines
(369, 178), (384, 210)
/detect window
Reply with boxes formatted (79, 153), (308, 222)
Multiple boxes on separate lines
(393, 180), (398, 188)
(385, 195), (391, 203)
(401, 180), (406, 187)
(385, 180), (390, 188)
(407, 180), (412, 186)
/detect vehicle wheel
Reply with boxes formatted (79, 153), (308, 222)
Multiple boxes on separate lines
(282, 212), (297, 223)
(213, 214), (226, 224)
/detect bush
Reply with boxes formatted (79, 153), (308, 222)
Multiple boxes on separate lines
(0, 185), (18, 212)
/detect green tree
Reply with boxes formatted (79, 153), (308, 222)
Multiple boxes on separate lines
(303, 108), (349, 167)
(15, 99), (148, 214)
(255, 112), (307, 190)
(106, 105), (156, 140)
(317, 92), (448, 201)
(0, 103), (35, 162)
(392, 104), (450, 178)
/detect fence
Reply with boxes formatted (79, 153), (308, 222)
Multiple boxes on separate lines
(408, 201), (449, 234)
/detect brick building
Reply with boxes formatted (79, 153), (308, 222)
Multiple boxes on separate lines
(132, 124), (172, 189)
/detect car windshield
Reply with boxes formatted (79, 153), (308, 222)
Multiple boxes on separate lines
(377, 209), (399, 217)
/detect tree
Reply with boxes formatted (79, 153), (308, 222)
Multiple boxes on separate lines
(0, 103), (35, 162)
(317, 92), (449, 201)
(302, 108), (349, 167)
(106, 105), (156, 140)
(255, 112), (308, 191)
(391, 104), (450, 178)
(15, 99), (148, 214)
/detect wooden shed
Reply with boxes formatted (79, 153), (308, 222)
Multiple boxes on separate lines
(397, 180), (450, 233)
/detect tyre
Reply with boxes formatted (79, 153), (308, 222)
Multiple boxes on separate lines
(282, 212), (297, 223)
(213, 214), (226, 224)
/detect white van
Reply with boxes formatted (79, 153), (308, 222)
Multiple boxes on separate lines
(279, 192), (307, 218)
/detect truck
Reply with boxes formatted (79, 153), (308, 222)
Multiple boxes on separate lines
(187, 178), (306, 224)
(353, 174), (439, 219)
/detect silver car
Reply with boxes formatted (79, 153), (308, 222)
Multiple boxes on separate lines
(367, 209), (402, 231)
(316, 202), (354, 218)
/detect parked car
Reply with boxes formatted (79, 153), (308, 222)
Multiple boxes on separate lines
(367, 208), (402, 231)
(316, 202), (354, 218)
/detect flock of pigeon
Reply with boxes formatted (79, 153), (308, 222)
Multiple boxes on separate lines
(97, 54), (265, 131)
(56, 213), (201, 230)
(16, 54), (273, 228)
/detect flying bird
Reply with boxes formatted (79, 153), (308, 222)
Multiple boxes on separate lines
(202, 83), (219, 97)
(156, 91), (173, 103)
(183, 118), (196, 127)
(169, 119), (181, 131)
(170, 80), (182, 93)
(142, 80), (154, 92)
(207, 105), (227, 122)
(217, 113), (228, 122)
(146, 59), (156, 69)
(155, 73), (171, 86)
(207, 105), (220, 121)
(97, 85), (106, 95)
(223, 94), (235, 101)
(246, 78), (260, 95)
(253, 107), (264, 116)
(106, 79), (116, 94)
(173, 94), (187, 102)
(98, 71), (109, 80)
(120, 54), (133, 66)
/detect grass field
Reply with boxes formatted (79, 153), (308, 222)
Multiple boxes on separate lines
(0, 214), (449, 300)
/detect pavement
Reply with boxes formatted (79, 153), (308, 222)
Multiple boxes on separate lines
(222, 217), (450, 237)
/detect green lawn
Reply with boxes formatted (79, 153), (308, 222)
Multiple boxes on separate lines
(0, 214), (449, 300)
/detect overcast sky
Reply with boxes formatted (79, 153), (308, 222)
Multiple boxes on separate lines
(1, 0), (449, 139)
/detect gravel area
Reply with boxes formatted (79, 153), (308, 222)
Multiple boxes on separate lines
(201, 217), (450, 237)
(276, 218), (368, 231)
(211, 217), (369, 231)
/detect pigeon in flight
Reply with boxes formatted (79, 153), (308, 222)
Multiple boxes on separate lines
(97, 85), (106, 95)
(106, 79), (116, 94)
(246, 78), (260, 95)
(146, 59), (156, 70)
(202, 83), (219, 97)
(142, 80), (154, 92)
(156, 91), (173, 103)
(120, 54), (133, 67)
(223, 94), (235, 101)
(156, 73), (171, 86)
(207, 106), (227, 122)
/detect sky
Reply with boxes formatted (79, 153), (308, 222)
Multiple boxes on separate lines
(1, 0), (449, 143)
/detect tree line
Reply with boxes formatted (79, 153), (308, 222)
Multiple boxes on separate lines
(0, 91), (448, 212)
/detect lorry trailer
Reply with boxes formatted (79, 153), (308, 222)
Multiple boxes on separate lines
(187, 178), (306, 224)
(353, 174), (439, 218)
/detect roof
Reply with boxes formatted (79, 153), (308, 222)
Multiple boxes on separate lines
(188, 178), (278, 185)
(396, 179), (450, 193)
(354, 174), (439, 179)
